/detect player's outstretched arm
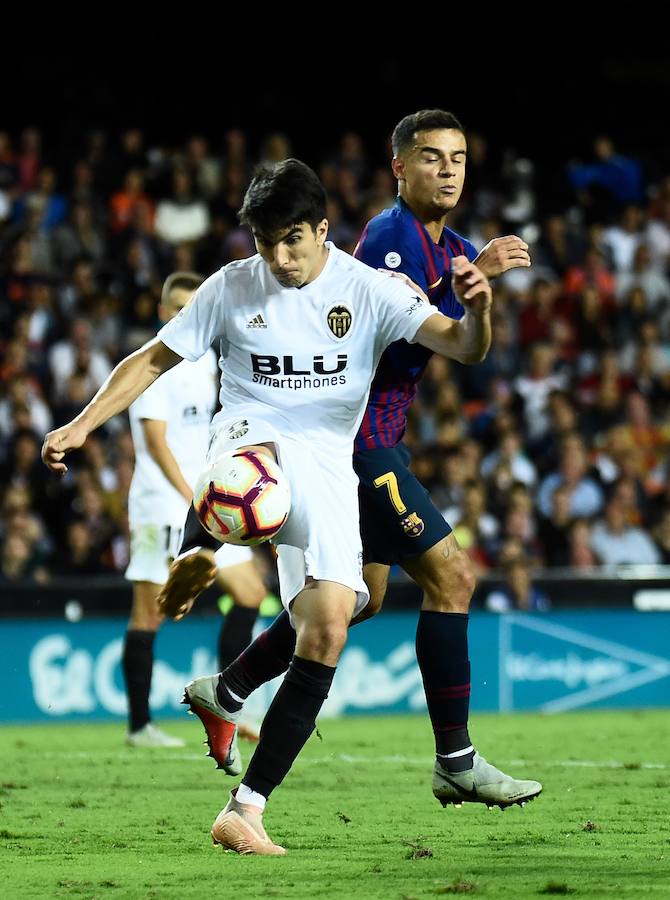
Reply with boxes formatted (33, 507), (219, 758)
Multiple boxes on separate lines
(474, 235), (531, 279)
(41, 339), (183, 475)
(414, 256), (492, 365)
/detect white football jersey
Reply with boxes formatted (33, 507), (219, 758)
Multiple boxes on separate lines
(127, 349), (219, 524)
(157, 243), (439, 455)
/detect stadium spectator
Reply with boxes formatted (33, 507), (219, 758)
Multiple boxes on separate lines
(497, 504), (541, 567)
(644, 190), (670, 273)
(17, 128), (42, 192)
(535, 213), (586, 277)
(485, 555), (550, 613)
(185, 135), (223, 200)
(0, 533), (48, 584)
(51, 519), (110, 576)
(47, 317), (113, 404)
(57, 258), (100, 318)
(481, 429), (537, 488)
(0, 373), (52, 441)
(619, 318), (670, 379)
(567, 518), (599, 569)
(615, 243), (670, 312)
(52, 202), (107, 273)
(67, 483), (120, 570)
(563, 246), (616, 305)
(109, 170), (154, 234)
(514, 343), (568, 443)
(154, 168), (210, 245)
(444, 479), (499, 572)
(572, 286), (616, 362)
(590, 499), (661, 566)
(0, 484), (52, 569)
(1, 428), (51, 507)
(602, 204), (645, 273)
(69, 159), (106, 224)
(567, 136), (644, 215)
(517, 277), (562, 348)
(537, 483), (573, 567)
(116, 130), (148, 182)
(14, 166), (67, 232)
(618, 392), (669, 483)
(536, 435), (604, 519)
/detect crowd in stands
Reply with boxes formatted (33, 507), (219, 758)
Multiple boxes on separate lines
(1, 125), (670, 592)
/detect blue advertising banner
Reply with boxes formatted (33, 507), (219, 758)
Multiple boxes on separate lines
(1, 611), (668, 723)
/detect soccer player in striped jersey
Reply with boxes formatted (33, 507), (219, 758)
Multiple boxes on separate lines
(350, 110), (536, 808)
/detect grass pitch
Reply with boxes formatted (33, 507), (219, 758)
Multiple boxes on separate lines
(0, 710), (669, 899)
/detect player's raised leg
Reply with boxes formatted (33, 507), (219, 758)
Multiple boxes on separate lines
(156, 515), (219, 622)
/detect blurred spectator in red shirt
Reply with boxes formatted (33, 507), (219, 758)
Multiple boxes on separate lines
(110, 170), (154, 233)
(563, 246), (616, 305)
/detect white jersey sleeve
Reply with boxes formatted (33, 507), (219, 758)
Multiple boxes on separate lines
(369, 274), (440, 350)
(157, 268), (226, 361)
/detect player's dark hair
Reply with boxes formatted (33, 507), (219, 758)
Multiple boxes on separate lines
(161, 271), (204, 303)
(392, 109), (464, 156)
(238, 159), (327, 235)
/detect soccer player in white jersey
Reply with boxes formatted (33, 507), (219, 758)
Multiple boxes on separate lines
(42, 159), (540, 856)
(123, 271), (267, 748)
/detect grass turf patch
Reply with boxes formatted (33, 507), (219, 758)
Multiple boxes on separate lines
(0, 710), (669, 898)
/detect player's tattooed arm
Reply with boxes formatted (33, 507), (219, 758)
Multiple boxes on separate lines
(474, 235), (531, 279)
(414, 257), (492, 365)
(42, 339), (183, 474)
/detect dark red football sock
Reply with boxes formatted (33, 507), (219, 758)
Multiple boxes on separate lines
(416, 611), (474, 772)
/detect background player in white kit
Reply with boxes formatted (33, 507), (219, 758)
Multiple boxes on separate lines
(42, 159), (539, 856)
(124, 271), (266, 749)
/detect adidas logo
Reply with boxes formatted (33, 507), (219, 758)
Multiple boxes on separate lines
(246, 314), (267, 329)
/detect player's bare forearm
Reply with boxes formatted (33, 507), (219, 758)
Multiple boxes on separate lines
(42, 339), (182, 474)
(451, 307), (492, 363)
(416, 310), (491, 365)
(143, 419), (193, 503)
(78, 340), (181, 433)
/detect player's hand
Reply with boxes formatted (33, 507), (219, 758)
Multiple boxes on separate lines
(41, 421), (88, 475)
(474, 235), (530, 279)
(452, 256), (492, 314)
(377, 269), (430, 304)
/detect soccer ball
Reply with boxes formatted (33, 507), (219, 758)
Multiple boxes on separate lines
(194, 450), (291, 546)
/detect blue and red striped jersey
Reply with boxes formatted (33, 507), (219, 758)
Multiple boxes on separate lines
(354, 197), (478, 451)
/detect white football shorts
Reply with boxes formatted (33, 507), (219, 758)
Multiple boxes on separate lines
(125, 520), (252, 585)
(207, 410), (368, 617)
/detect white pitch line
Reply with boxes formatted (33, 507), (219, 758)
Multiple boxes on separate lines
(37, 751), (669, 770)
